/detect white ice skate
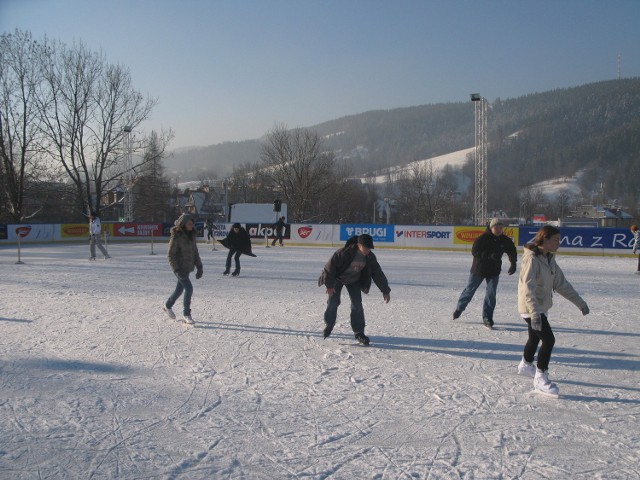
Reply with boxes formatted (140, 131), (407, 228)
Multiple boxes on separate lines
(182, 314), (195, 325)
(517, 358), (536, 378)
(162, 305), (176, 320)
(533, 369), (559, 397)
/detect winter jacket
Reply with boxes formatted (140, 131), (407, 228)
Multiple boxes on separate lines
(167, 226), (202, 277)
(274, 218), (286, 234)
(89, 217), (102, 236)
(318, 237), (391, 295)
(518, 245), (587, 318)
(220, 227), (255, 256)
(632, 231), (639, 255)
(470, 229), (517, 278)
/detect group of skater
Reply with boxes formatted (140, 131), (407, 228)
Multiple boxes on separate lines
(450, 218), (591, 396)
(146, 212), (638, 397)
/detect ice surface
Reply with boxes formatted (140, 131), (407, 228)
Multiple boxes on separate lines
(1, 243), (639, 479)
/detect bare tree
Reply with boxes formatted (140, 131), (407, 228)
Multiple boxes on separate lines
(396, 161), (456, 224)
(0, 30), (52, 222)
(36, 38), (158, 217)
(260, 125), (338, 221)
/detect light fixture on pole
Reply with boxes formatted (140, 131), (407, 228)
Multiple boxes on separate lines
(470, 94), (488, 226)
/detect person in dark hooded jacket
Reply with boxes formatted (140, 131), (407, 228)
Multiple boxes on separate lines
(219, 223), (255, 276)
(318, 234), (390, 345)
(452, 218), (517, 329)
(163, 213), (203, 324)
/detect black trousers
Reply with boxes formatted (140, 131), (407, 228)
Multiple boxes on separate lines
(523, 314), (555, 372)
(226, 249), (241, 271)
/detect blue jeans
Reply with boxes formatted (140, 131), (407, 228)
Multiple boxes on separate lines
(456, 274), (499, 321)
(324, 282), (366, 334)
(167, 273), (193, 316)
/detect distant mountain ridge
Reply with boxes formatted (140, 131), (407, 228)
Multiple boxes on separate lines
(167, 78), (640, 210)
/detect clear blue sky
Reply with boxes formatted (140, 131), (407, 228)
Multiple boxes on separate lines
(2, 0), (639, 149)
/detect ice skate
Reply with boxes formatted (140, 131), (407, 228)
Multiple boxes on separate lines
(231, 269), (240, 277)
(534, 369), (559, 397)
(452, 310), (461, 320)
(163, 304), (176, 320)
(182, 314), (195, 325)
(323, 324), (334, 339)
(517, 358), (536, 378)
(223, 268), (230, 276)
(355, 332), (370, 346)
(482, 318), (494, 329)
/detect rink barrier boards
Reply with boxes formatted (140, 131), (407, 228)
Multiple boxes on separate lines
(0, 223), (637, 257)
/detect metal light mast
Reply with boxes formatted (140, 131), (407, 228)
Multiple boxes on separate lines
(470, 94), (488, 226)
(123, 126), (133, 221)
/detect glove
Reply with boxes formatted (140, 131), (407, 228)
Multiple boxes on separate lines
(507, 263), (516, 275)
(581, 305), (590, 316)
(196, 268), (203, 279)
(530, 313), (542, 332)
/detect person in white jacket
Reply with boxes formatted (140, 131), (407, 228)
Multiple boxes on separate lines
(517, 225), (589, 396)
(89, 212), (111, 260)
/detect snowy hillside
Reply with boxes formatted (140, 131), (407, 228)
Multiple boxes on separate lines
(359, 147), (474, 184)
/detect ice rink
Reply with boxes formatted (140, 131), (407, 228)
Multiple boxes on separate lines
(1, 242), (639, 479)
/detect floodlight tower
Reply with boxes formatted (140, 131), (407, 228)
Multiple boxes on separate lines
(122, 126), (133, 221)
(470, 94), (488, 226)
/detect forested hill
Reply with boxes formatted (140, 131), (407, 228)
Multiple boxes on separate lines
(169, 78), (640, 207)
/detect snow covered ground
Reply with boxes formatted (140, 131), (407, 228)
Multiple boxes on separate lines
(1, 242), (639, 479)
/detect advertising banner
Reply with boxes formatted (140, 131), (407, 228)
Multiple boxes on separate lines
(340, 224), (395, 244)
(7, 224), (58, 242)
(0, 224), (7, 240)
(519, 227), (634, 250)
(290, 224), (335, 244)
(394, 226), (454, 248)
(111, 223), (162, 237)
(61, 223), (90, 239)
(245, 223), (290, 240)
(453, 226), (518, 246)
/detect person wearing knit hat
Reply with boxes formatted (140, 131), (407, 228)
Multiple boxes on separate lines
(163, 213), (203, 325)
(318, 234), (391, 346)
(452, 218), (517, 329)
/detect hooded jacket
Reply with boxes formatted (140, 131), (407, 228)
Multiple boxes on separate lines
(518, 245), (586, 318)
(167, 218), (202, 277)
(470, 228), (517, 278)
(318, 236), (390, 295)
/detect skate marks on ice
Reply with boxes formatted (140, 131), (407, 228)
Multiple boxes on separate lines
(1, 244), (639, 478)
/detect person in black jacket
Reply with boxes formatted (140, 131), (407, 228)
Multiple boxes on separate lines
(453, 218), (517, 329)
(318, 234), (391, 345)
(219, 223), (255, 276)
(271, 216), (286, 246)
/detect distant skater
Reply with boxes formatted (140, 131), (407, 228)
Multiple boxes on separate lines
(630, 225), (639, 274)
(205, 219), (214, 243)
(219, 223), (256, 276)
(517, 225), (589, 396)
(318, 234), (390, 346)
(271, 216), (286, 246)
(89, 211), (111, 260)
(163, 213), (203, 325)
(452, 218), (517, 328)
